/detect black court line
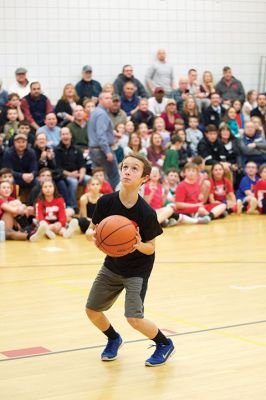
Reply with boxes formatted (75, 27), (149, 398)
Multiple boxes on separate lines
(1, 261), (266, 269)
(1, 319), (266, 363)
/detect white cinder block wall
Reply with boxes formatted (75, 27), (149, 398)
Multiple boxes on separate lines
(0, 0), (265, 103)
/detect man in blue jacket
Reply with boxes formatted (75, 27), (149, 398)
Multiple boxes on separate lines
(88, 92), (120, 190)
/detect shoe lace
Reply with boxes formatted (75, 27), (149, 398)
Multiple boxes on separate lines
(147, 343), (164, 358)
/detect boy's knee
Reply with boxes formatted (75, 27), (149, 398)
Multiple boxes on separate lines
(126, 317), (142, 329)
(86, 307), (99, 320)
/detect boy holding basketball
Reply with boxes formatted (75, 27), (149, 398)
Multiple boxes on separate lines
(85, 154), (175, 367)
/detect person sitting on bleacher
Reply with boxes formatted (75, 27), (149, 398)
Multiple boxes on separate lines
(2, 133), (37, 190)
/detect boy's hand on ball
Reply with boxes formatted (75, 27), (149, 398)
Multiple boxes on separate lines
(131, 228), (142, 252)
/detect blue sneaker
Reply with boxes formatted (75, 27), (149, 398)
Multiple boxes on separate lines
(101, 335), (123, 361)
(145, 339), (175, 367)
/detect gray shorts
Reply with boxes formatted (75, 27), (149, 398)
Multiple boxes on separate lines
(86, 265), (148, 318)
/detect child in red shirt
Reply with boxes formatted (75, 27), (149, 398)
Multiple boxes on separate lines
(0, 168), (18, 198)
(254, 164), (266, 214)
(0, 180), (45, 241)
(209, 163), (237, 213)
(35, 180), (78, 238)
(175, 162), (226, 219)
(86, 167), (113, 195)
(144, 166), (165, 210)
(145, 166), (211, 225)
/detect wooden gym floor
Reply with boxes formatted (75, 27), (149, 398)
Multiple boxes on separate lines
(0, 214), (266, 400)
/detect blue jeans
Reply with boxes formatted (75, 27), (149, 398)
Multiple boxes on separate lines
(89, 148), (120, 190)
(55, 179), (70, 207)
(66, 175), (90, 208)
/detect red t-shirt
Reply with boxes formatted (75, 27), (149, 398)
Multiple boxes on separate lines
(35, 197), (67, 227)
(254, 179), (266, 210)
(210, 178), (234, 202)
(144, 182), (163, 209)
(175, 180), (201, 204)
(0, 196), (16, 219)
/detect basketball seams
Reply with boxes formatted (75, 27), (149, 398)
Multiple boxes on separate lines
(95, 215), (137, 257)
(99, 222), (135, 246)
(99, 216), (112, 243)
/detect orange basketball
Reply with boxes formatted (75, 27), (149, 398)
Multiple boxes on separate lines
(95, 215), (137, 257)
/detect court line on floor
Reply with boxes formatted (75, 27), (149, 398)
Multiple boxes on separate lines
(1, 319), (266, 363)
(1, 261), (266, 269)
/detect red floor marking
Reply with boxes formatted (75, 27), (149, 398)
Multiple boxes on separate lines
(161, 328), (177, 335)
(1, 346), (51, 358)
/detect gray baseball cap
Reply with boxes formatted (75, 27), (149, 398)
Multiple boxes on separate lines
(15, 67), (27, 74)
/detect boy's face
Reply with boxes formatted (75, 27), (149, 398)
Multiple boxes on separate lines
(184, 167), (198, 181)
(167, 172), (179, 185)
(0, 173), (14, 184)
(245, 163), (257, 177)
(18, 125), (30, 135)
(0, 182), (12, 198)
(206, 131), (218, 143)
(93, 171), (104, 183)
(9, 96), (20, 107)
(7, 109), (18, 122)
(174, 123), (184, 131)
(39, 171), (52, 184)
(121, 157), (147, 187)
(189, 118), (198, 129)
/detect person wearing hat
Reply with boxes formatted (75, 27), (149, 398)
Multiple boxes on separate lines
(160, 99), (182, 133)
(113, 65), (148, 98)
(2, 133), (38, 189)
(75, 65), (102, 104)
(8, 67), (31, 99)
(148, 87), (168, 116)
(109, 94), (127, 127)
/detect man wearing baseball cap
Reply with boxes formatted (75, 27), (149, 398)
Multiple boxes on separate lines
(148, 87), (168, 116)
(2, 133), (38, 189)
(109, 94), (127, 127)
(75, 65), (102, 104)
(8, 67), (31, 98)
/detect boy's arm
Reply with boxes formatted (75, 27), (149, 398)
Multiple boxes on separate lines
(133, 229), (155, 255)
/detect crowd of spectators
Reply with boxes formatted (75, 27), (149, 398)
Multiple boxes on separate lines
(0, 48), (266, 241)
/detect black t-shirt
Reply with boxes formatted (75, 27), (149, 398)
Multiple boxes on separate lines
(92, 191), (163, 278)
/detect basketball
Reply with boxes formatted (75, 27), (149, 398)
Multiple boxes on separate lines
(95, 215), (137, 257)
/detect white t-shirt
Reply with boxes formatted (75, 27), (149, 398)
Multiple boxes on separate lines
(148, 97), (168, 116)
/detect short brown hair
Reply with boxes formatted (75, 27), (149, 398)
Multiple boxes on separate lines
(183, 162), (199, 172)
(0, 168), (13, 177)
(92, 167), (105, 175)
(121, 154), (151, 177)
(205, 124), (218, 133)
(192, 156), (204, 165)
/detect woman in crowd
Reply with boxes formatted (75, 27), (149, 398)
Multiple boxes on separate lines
(55, 83), (80, 126)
